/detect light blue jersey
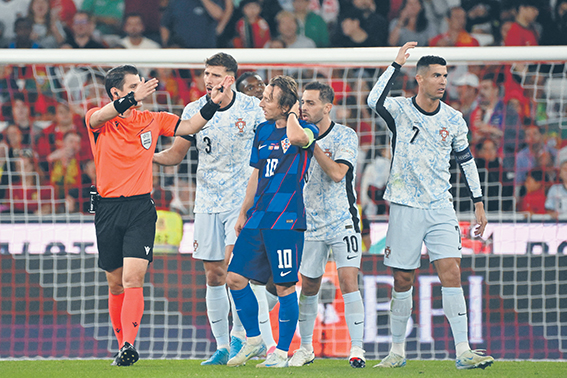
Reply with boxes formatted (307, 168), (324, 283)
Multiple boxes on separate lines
(367, 63), (482, 209)
(304, 122), (360, 240)
(182, 91), (265, 213)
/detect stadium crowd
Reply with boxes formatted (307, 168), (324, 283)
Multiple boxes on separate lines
(0, 0), (567, 219)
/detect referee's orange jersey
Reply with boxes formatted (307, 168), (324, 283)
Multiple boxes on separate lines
(86, 108), (179, 197)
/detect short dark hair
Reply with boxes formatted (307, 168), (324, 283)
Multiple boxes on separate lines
(205, 53), (238, 75)
(123, 12), (144, 23)
(104, 64), (139, 98)
(236, 71), (257, 91)
(527, 168), (544, 182)
(304, 81), (334, 104)
(416, 55), (447, 74)
(341, 7), (363, 23)
(268, 75), (298, 113)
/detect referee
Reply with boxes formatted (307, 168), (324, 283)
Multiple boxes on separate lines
(86, 64), (230, 366)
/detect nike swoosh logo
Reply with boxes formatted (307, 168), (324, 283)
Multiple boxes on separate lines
(458, 312), (467, 316)
(260, 320), (268, 324)
(458, 246), (462, 250)
(259, 144), (268, 149)
(280, 319), (290, 322)
(211, 319), (222, 324)
(354, 321), (363, 325)
(347, 255), (357, 260)
(298, 319), (306, 322)
(280, 271), (291, 277)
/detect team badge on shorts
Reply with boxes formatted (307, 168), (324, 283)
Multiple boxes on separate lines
(385, 246), (391, 258)
(140, 131), (152, 149)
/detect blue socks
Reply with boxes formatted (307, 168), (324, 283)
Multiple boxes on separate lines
(277, 291), (299, 352)
(230, 284), (260, 338)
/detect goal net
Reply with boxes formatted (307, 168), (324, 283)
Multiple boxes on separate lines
(0, 47), (566, 361)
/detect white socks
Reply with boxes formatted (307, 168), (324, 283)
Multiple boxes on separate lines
(298, 293), (318, 351)
(206, 284), (230, 348)
(390, 288), (413, 357)
(251, 282), (276, 348)
(343, 291), (364, 349)
(442, 286), (471, 356)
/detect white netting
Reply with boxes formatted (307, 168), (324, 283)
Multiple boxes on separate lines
(0, 47), (566, 360)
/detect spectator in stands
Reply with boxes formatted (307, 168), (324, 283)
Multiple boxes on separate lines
(80, 0), (124, 37)
(265, 37), (286, 48)
(461, 0), (501, 46)
(2, 148), (54, 214)
(120, 13), (161, 49)
(0, 21), (8, 48)
(0, 0), (29, 42)
(545, 159), (567, 219)
(233, 0), (271, 48)
(515, 125), (557, 188)
(388, 0), (437, 47)
(332, 7), (373, 48)
(350, 0), (389, 46)
(48, 130), (84, 212)
(292, 0), (329, 47)
(504, 0), (540, 47)
(61, 11), (105, 48)
(160, 0), (233, 48)
(51, 0), (77, 29)
(236, 71), (266, 99)
(469, 73), (504, 144)
(9, 17), (41, 48)
(10, 94), (41, 149)
(150, 67), (192, 109)
(275, 10), (315, 48)
(188, 69), (207, 103)
(518, 168), (547, 214)
(124, 0), (162, 43)
(475, 137), (514, 212)
(452, 72), (479, 126)
(28, 0), (66, 48)
(430, 6), (480, 47)
(36, 102), (91, 174)
(548, 0), (567, 45)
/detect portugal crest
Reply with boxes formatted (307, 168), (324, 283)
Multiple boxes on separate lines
(439, 127), (449, 142)
(235, 118), (246, 133)
(140, 131), (152, 149)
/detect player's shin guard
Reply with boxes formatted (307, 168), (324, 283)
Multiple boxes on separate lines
(251, 283), (276, 348)
(442, 287), (471, 356)
(343, 291), (364, 349)
(390, 288), (413, 357)
(230, 284), (261, 337)
(277, 292), (299, 352)
(121, 287), (144, 347)
(109, 291), (124, 347)
(298, 293), (318, 350)
(206, 284), (230, 348)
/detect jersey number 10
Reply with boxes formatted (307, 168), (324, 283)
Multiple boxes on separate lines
(265, 158), (279, 177)
(277, 249), (293, 269)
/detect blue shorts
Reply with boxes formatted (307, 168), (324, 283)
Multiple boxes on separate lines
(228, 228), (304, 284)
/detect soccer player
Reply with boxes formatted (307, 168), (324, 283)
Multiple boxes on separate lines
(288, 81), (366, 368)
(236, 71), (266, 100)
(153, 53), (265, 365)
(226, 75), (318, 368)
(86, 64), (227, 366)
(368, 42), (494, 370)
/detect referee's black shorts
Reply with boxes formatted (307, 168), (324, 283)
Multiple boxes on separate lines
(95, 193), (157, 272)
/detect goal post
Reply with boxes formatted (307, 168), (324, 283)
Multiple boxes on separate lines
(0, 46), (566, 361)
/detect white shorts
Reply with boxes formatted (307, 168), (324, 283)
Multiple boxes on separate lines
(192, 208), (239, 261)
(384, 203), (461, 270)
(300, 230), (362, 279)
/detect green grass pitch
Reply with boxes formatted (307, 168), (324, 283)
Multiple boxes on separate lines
(1, 359), (565, 378)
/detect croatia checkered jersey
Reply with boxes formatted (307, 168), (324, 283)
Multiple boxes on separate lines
(181, 91), (265, 213)
(367, 63), (482, 209)
(304, 122), (360, 240)
(244, 119), (319, 230)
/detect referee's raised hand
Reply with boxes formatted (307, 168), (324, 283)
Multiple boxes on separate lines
(210, 75), (235, 105)
(133, 77), (159, 103)
(395, 41), (418, 66)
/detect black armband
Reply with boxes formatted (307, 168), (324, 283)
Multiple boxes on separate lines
(199, 99), (221, 120)
(287, 111), (299, 120)
(455, 147), (474, 165)
(113, 91), (137, 114)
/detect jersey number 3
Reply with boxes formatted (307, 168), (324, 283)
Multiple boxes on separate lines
(265, 158), (279, 177)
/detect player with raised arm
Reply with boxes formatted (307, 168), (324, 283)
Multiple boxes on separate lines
(368, 42), (494, 370)
(86, 64), (227, 366)
(226, 75), (318, 368)
(287, 81), (366, 368)
(153, 53), (265, 365)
